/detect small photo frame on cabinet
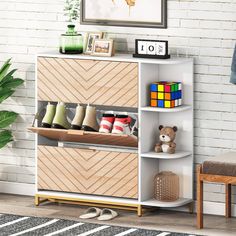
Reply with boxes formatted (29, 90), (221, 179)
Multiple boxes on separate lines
(91, 39), (114, 57)
(133, 39), (170, 59)
(85, 32), (104, 54)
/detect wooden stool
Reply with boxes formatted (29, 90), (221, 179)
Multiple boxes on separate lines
(197, 152), (236, 229)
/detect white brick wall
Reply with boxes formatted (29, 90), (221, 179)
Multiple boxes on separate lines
(0, 0), (236, 214)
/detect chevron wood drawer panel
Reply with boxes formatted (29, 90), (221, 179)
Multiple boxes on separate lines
(37, 57), (138, 108)
(38, 146), (138, 199)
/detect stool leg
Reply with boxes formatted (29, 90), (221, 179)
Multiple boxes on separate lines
(188, 201), (194, 214)
(197, 165), (203, 229)
(226, 184), (231, 218)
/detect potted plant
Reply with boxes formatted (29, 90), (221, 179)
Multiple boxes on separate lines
(60, 0), (83, 54)
(0, 59), (24, 148)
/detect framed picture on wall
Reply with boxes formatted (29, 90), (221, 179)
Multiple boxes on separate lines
(81, 0), (167, 29)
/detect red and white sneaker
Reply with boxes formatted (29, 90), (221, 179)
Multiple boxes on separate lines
(112, 115), (131, 135)
(99, 114), (115, 133)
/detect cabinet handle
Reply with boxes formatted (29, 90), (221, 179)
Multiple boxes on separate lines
(67, 130), (84, 135)
(80, 149), (96, 153)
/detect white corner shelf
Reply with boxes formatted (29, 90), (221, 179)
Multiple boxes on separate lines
(141, 151), (192, 160)
(140, 105), (192, 113)
(139, 59), (194, 208)
(141, 198), (192, 208)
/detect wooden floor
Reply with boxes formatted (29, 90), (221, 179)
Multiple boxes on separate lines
(0, 194), (235, 236)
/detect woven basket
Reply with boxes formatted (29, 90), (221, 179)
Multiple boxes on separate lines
(154, 171), (179, 201)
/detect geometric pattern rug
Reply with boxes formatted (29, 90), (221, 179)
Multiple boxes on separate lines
(0, 214), (201, 236)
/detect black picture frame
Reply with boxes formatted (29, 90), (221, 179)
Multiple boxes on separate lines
(133, 39), (170, 59)
(81, 0), (167, 29)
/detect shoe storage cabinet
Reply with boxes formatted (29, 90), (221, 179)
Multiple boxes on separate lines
(32, 53), (194, 216)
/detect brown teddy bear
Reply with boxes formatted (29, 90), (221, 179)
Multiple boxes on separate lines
(155, 125), (178, 154)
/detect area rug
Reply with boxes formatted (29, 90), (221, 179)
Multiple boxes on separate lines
(0, 214), (200, 236)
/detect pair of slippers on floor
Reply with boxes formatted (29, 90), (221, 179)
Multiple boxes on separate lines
(79, 207), (118, 221)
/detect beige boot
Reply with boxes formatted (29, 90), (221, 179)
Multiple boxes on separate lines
(41, 102), (56, 128)
(52, 102), (70, 129)
(71, 104), (85, 130)
(81, 105), (99, 132)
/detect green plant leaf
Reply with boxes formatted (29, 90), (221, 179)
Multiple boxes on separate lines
(0, 59), (11, 72)
(0, 130), (13, 149)
(0, 111), (18, 128)
(0, 88), (14, 103)
(0, 69), (18, 88)
(0, 75), (13, 88)
(0, 59), (11, 82)
(1, 78), (24, 90)
(5, 69), (17, 78)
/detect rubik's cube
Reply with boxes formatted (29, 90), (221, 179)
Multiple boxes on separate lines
(150, 81), (182, 108)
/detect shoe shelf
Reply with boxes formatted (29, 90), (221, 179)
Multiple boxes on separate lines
(140, 105), (192, 113)
(141, 198), (192, 208)
(141, 151), (191, 159)
(29, 127), (138, 148)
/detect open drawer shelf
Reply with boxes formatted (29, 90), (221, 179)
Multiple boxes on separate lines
(29, 127), (138, 148)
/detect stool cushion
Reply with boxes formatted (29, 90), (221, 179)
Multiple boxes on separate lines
(202, 152), (236, 176)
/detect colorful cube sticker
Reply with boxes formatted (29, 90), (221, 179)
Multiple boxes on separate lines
(158, 100), (164, 108)
(151, 92), (158, 99)
(171, 92), (176, 100)
(178, 83), (182, 90)
(164, 101), (171, 108)
(158, 84), (164, 92)
(151, 100), (157, 107)
(171, 84), (176, 92)
(150, 84), (158, 92)
(165, 93), (171, 100)
(171, 100), (175, 108)
(164, 85), (171, 92)
(175, 100), (178, 107)
(177, 91), (182, 99)
(175, 84), (178, 91)
(158, 92), (164, 99)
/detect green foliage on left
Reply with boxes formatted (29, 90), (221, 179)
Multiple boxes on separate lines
(64, 0), (80, 22)
(0, 111), (18, 129)
(0, 130), (13, 149)
(0, 59), (24, 149)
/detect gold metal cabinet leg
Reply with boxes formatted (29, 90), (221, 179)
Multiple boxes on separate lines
(35, 195), (48, 206)
(137, 205), (142, 217)
(35, 195), (40, 206)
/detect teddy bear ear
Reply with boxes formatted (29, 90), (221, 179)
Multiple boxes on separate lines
(173, 126), (178, 132)
(159, 125), (164, 130)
